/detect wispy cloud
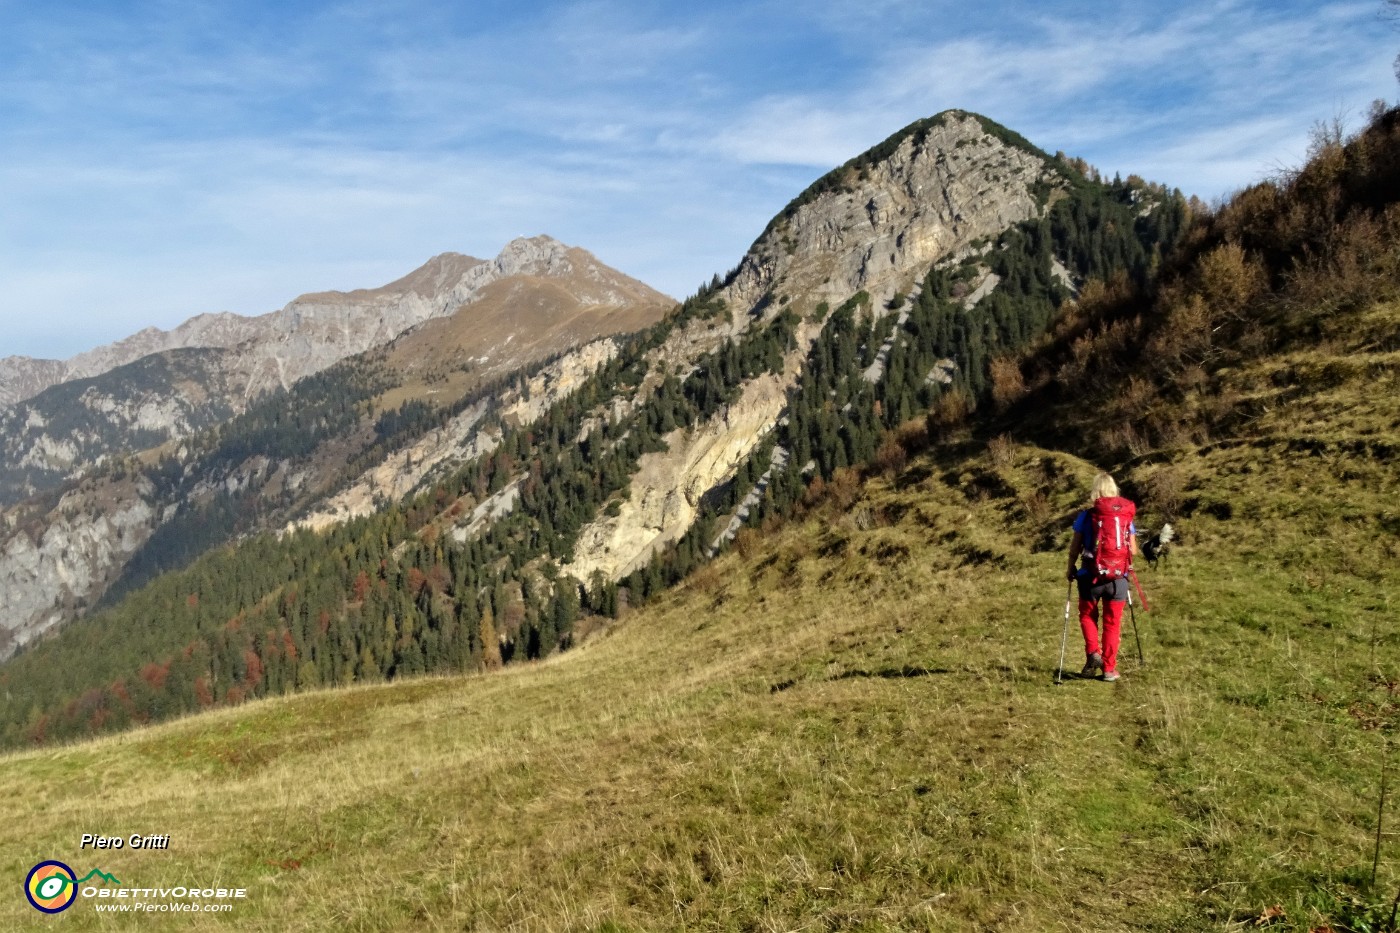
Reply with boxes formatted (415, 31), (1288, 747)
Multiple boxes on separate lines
(706, 1), (1394, 197)
(0, 0), (1395, 359)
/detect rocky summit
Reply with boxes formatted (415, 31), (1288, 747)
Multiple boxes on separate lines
(729, 110), (1052, 315)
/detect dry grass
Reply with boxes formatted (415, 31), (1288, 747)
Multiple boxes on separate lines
(377, 274), (672, 414)
(2, 306), (1397, 931)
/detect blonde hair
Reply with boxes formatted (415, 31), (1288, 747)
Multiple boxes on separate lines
(1090, 472), (1119, 501)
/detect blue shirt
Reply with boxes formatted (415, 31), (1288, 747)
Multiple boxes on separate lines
(1073, 509), (1136, 578)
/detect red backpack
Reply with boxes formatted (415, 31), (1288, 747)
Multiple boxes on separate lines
(1089, 496), (1136, 581)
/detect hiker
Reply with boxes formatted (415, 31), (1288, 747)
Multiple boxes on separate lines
(1065, 472), (1139, 682)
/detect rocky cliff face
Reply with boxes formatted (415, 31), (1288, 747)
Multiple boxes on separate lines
(566, 308), (827, 582)
(0, 475), (157, 658)
(568, 372), (790, 581)
(561, 110), (1063, 581)
(716, 111), (1054, 342)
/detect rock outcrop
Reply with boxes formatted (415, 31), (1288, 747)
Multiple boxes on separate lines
(0, 476), (157, 659)
(568, 372), (791, 582)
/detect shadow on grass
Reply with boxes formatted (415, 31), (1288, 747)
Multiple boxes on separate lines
(1050, 667), (1122, 684)
(769, 665), (954, 693)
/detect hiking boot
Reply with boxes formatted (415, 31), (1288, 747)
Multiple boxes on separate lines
(1081, 653), (1103, 678)
(1102, 670), (1121, 682)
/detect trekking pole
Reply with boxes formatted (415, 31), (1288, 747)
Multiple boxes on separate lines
(1127, 588), (1146, 667)
(1127, 568), (1149, 668)
(1055, 582), (1072, 684)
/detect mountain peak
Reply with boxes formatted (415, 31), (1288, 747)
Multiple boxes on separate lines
(299, 252), (486, 304)
(711, 109), (1063, 331)
(492, 234), (576, 278)
(502, 233), (565, 250)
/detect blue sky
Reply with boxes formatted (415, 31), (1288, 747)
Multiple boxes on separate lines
(1, 0), (1394, 360)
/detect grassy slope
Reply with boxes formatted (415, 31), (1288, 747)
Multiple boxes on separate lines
(1, 302), (1396, 931)
(373, 271), (673, 414)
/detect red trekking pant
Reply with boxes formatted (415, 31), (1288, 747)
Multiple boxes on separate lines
(1079, 596), (1125, 673)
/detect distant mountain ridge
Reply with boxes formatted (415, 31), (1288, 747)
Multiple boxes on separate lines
(0, 237), (658, 409)
(0, 237), (674, 656)
(1, 315), (250, 409)
(0, 237), (672, 506)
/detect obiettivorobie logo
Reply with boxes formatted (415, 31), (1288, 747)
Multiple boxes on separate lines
(24, 861), (121, 914)
(24, 859), (248, 915)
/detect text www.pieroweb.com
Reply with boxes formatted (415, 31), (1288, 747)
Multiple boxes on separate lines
(93, 901), (234, 913)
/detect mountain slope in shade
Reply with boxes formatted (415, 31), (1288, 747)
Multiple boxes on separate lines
(0, 348), (243, 506)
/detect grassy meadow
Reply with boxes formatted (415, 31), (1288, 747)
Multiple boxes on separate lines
(4, 154), (1400, 929)
(2, 317), (1397, 931)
